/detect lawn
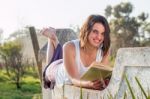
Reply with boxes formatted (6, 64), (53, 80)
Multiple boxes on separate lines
(0, 69), (41, 99)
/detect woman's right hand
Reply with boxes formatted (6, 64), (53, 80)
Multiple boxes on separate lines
(87, 80), (104, 90)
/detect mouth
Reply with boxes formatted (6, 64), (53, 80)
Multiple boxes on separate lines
(93, 39), (101, 44)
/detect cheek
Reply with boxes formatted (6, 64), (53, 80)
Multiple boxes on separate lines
(88, 34), (95, 41)
(89, 33), (96, 39)
(101, 36), (104, 41)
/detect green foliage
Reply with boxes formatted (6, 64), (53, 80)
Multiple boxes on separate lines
(0, 69), (41, 99)
(123, 91), (127, 99)
(0, 40), (22, 57)
(62, 83), (65, 98)
(105, 2), (150, 56)
(135, 77), (148, 99)
(113, 2), (133, 18)
(80, 87), (83, 99)
(107, 90), (114, 99)
(0, 82), (41, 99)
(20, 82), (40, 93)
(105, 5), (112, 18)
(125, 75), (136, 99)
(0, 70), (10, 82)
(109, 56), (115, 67)
(147, 96), (150, 99)
(0, 40), (25, 89)
(124, 75), (150, 99)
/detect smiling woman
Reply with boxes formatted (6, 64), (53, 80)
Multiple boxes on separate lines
(42, 14), (111, 90)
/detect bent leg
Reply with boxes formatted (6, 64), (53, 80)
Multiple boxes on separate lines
(46, 39), (54, 64)
(41, 27), (59, 64)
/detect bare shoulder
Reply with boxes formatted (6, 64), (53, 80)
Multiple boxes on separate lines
(63, 41), (75, 54)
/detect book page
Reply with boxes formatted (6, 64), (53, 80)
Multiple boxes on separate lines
(80, 66), (112, 81)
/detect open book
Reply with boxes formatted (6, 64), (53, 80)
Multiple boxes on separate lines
(80, 62), (113, 81)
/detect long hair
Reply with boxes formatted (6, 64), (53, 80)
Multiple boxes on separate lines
(79, 14), (110, 56)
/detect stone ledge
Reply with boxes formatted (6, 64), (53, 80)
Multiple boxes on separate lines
(52, 85), (100, 99)
(51, 47), (150, 99)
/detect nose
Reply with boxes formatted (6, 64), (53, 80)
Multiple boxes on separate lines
(96, 33), (103, 40)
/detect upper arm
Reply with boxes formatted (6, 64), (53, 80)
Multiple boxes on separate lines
(63, 42), (80, 79)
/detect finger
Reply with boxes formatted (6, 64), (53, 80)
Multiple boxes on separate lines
(94, 84), (100, 88)
(94, 84), (105, 90)
(93, 86), (101, 90)
(93, 80), (101, 85)
(93, 81), (104, 89)
(94, 83), (102, 88)
(92, 79), (100, 82)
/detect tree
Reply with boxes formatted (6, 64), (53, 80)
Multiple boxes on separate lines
(105, 2), (150, 56)
(0, 40), (24, 89)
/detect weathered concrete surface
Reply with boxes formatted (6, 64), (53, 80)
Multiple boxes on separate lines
(108, 47), (150, 99)
(116, 66), (150, 98)
(111, 47), (150, 99)
(51, 47), (150, 99)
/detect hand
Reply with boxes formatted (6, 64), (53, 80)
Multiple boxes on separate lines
(87, 80), (104, 90)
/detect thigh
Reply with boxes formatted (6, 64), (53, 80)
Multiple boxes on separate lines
(46, 59), (63, 81)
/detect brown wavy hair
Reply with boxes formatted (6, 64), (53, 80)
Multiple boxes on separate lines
(79, 14), (110, 56)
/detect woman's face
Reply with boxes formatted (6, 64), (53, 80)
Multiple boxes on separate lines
(87, 23), (105, 48)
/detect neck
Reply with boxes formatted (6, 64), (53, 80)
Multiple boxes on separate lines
(83, 43), (98, 54)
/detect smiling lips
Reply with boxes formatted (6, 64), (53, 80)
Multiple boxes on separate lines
(93, 38), (101, 44)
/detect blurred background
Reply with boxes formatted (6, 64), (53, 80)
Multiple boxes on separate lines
(0, 0), (150, 98)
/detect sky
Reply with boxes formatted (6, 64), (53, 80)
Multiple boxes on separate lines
(0, 0), (150, 39)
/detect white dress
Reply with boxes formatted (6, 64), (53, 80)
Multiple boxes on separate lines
(46, 39), (103, 86)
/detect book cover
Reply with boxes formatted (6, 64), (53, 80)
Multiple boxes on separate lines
(80, 62), (112, 81)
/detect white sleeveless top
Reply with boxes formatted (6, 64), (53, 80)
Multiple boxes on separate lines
(55, 39), (103, 85)
(72, 39), (103, 76)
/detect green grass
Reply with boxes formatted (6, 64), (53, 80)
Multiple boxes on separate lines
(0, 69), (41, 99)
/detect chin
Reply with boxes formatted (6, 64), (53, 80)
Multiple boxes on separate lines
(93, 44), (100, 48)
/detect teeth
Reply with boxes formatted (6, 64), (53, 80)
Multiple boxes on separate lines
(94, 39), (99, 42)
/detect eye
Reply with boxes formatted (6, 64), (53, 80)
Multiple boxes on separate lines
(92, 29), (99, 34)
(101, 32), (104, 36)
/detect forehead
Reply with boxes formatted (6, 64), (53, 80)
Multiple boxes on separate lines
(92, 23), (105, 32)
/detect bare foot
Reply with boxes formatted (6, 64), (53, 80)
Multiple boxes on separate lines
(41, 27), (56, 38)
(41, 27), (59, 48)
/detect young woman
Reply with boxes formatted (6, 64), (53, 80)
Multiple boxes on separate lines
(42, 14), (111, 90)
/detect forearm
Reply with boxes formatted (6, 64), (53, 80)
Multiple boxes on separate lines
(71, 78), (91, 88)
(71, 78), (102, 90)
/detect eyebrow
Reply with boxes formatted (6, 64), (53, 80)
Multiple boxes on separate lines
(92, 28), (99, 31)
(92, 29), (105, 34)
